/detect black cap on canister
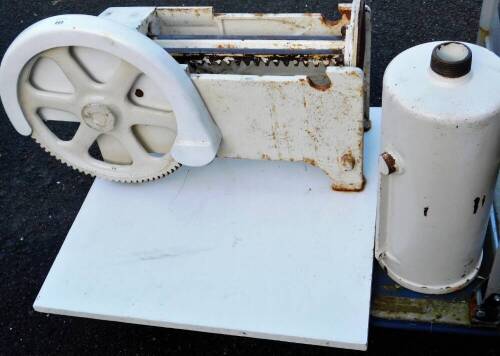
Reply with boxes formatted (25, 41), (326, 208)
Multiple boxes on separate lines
(430, 42), (472, 78)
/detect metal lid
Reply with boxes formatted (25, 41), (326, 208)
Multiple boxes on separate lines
(430, 42), (472, 78)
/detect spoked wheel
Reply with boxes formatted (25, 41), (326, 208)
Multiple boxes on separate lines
(0, 15), (221, 182)
(20, 46), (180, 182)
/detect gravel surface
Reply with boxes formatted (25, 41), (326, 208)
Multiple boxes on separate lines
(1, 0), (498, 355)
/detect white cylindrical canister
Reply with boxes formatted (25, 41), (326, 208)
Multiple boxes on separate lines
(376, 41), (500, 294)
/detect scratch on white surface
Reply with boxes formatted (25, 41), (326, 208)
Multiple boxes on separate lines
(139, 252), (179, 261)
(137, 246), (215, 261)
(170, 169), (191, 205)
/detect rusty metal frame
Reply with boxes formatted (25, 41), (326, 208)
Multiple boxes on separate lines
(99, 2), (371, 191)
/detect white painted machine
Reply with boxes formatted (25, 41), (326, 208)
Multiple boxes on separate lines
(2, 1), (500, 351)
(0, 1), (370, 191)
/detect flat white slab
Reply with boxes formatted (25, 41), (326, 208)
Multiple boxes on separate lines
(34, 108), (381, 351)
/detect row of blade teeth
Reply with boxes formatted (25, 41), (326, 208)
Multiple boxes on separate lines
(189, 57), (337, 67)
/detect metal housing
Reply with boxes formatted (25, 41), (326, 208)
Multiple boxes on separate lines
(99, 3), (371, 190)
(376, 41), (500, 294)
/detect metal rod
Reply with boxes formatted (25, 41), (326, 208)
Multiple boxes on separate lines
(154, 34), (343, 41)
(163, 48), (341, 55)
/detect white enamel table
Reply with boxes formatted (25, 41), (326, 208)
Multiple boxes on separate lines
(34, 108), (381, 351)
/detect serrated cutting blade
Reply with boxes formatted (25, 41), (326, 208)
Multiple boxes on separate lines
(186, 57), (338, 76)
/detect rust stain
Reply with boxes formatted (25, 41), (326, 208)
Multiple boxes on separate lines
(303, 98), (307, 108)
(478, 27), (490, 44)
(340, 151), (355, 171)
(347, 70), (362, 78)
(381, 152), (396, 174)
(270, 120), (278, 143)
(217, 43), (236, 49)
(371, 295), (470, 326)
(261, 153), (271, 160)
(331, 176), (365, 192)
(382, 284), (401, 291)
(319, 15), (342, 27)
(358, 123), (365, 134)
(303, 157), (317, 167)
(305, 128), (318, 144)
(178, 53), (343, 66)
(338, 4), (352, 20)
(164, 7), (205, 14)
(306, 76), (331, 91)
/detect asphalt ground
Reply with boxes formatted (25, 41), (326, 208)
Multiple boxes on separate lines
(1, 0), (499, 354)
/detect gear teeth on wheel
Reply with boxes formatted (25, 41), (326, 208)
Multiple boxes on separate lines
(33, 134), (181, 183)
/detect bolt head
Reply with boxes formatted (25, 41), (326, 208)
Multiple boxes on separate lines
(379, 152), (397, 175)
(82, 103), (116, 132)
(340, 152), (356, 171)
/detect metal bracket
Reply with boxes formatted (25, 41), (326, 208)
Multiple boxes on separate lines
(472, 207), (500, 326)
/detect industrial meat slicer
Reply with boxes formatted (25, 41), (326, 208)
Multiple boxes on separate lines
(2, 0), (500, 352)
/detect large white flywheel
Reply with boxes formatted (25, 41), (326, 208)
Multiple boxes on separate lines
(0, 15), (221, 182)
